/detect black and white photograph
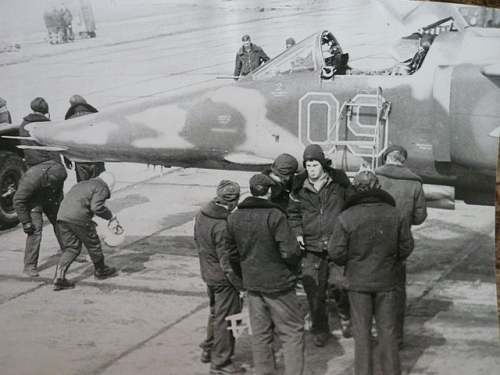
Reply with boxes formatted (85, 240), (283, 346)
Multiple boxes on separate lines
(0, 0), (499, 374)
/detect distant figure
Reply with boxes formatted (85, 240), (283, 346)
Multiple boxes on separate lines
(61, 4), (74, 41)
(233, 35), (270, 80)
(0, 97), (12, 124)
(54, 172), (119, 290)
(64, 94), (105, 183)
(14, 160), (67, 278)
(328, 170), (414, 375)
(194, 180), (245, 374)
(286, 37), (296, 49)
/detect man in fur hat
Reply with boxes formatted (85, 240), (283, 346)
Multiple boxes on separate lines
(328, 170), (414, 375)
(225, 174), (304, 375)
(64, 94), (105, 183)
(194, 180), (245, 375)
(374, 145), (427, 348)
(261, 153), (298, 211)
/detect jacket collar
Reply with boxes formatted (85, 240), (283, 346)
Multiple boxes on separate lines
(292, 167), (350, 194)
(237, 196), (286, 214)
(23, 113), (50, 122)
(374, 164), (422, 182)
(237, 44), (258, 55)
(343, 188), (396, 212)
(200, 200), (230, 220)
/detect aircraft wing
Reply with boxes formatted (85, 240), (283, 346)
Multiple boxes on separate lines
(481, 63), (500, 78)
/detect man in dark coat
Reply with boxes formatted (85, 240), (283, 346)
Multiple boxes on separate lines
(261, 153), (298, 211)
(233, 35), (270, 80)
(195, 180), (244, 375)
(225, 174), (304, 375)
(328, 170), (414, 375)
(64, 94), (105, 183)
(53, 172), (119, 290)
(287, 144), (351, 347)
(13, 160), (67, 277)
(19, 97), (62, 168)
(374, 145), (427, 347)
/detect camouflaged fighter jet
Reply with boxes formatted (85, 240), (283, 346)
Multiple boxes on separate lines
(13, 5), (500, 208)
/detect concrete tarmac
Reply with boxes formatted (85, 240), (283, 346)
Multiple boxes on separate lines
(0, 1), (499, 374)
(0, 166), (499, 375)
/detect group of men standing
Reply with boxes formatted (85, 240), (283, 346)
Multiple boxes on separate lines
(10, 95), (118, 290)
(194, 144), (426, 375)
(43, 3), (74, 44)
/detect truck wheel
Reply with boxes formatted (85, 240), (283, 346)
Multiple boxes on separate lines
(0, 152), (25, 230)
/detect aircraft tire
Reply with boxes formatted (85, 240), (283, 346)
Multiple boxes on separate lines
(0, 152), (25, 230)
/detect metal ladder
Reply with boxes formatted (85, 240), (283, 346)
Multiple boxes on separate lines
(328, 87), (391, 169)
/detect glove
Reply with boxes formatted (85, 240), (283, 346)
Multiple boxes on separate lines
(296, 236), (305, 250)
(64, 157), (73, 169)
(23, 222), (36, 235)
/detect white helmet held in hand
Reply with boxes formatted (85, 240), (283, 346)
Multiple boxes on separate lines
(103, 223), (125, 248)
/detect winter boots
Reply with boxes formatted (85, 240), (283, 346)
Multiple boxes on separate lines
(94, 260), (118, 280)
(53, 264), (75, 291)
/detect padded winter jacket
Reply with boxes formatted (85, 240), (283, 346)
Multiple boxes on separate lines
(287, 167), (350, 253)
(374, 164), (427, 226)
(57, 178), (113, 225)
(328, 189), (414, 292)
(234, 43), (270, 77)
(225, 197), (301, 293)
(194, 200), (243, 290)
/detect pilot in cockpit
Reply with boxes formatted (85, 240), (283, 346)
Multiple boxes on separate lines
(321, 33), (350, 78)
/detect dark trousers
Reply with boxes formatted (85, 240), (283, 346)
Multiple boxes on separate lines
(75, 162), (105, 182)
(248, 289), (305, 375)
(348, 289), (401, 375)
(301, 250), (329, 333)
(56, 221), (105, 271)
(200, 283), (241, 367)
(24, 204), (63, 269)
(395, 262), (406, 344)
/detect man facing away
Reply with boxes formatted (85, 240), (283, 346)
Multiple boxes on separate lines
(53, 171), (119, 290)
(287, 144), (351, 347)
(13, 160), (68, 277)
(374, 144), (427, 347)
(194, 180), (245, 375)
(261, 153), (299, 211)
(328, 170), (414, 375)
(233, 35), (270, 80)
(225, 174), (304, 375)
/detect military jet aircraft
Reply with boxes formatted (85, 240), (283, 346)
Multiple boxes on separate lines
(16, 1), (500, 208)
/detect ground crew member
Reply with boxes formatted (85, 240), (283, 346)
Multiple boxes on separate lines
(194, 180), (245, 375)
(64, 94), (104, 182)
(64, 94), (104, 263)
(233, 35), (270, 80)
(286, 38), (296, 49)
(287, 144), (351, 347)
(374, 145), (427, 347)
(225, 174), (304, 375)
(261, 153), (299, 211)
(328, 170), (414, 375)
(53, 171), (119, 290)
(0, 97), (12, 124)
(13, 160), (67, 277)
